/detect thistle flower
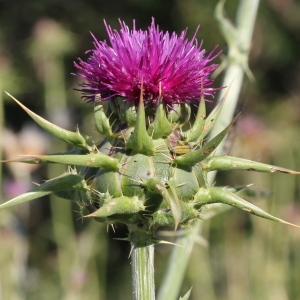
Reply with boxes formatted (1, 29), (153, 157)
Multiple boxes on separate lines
(1, 20), (299, 244)
(2, 19), (300, 299)
(74, 18), (220, 106)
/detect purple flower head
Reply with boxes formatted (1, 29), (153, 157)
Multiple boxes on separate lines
(74, 18), (221, 106)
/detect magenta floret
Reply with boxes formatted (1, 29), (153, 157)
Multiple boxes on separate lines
(74, 18), (221, 105)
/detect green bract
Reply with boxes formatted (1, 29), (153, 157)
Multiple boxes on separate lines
(1, 91), (299, 244)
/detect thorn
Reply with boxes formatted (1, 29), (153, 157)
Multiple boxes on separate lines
(110, 224), (116, 233)
(157, 239), (183, 247)
(130, 177), (144, 185)
(114, 236), (130, 242)
(280, 220), (300, 228)
(159, 152), (173, 161)
(244, 65), (255, 82)
(140, 78), (144, 104)
(153, 143), (168, 151)
(194, 235), (209, 248)
(158, 81), (163, 102)
(128, 245), (134, 258)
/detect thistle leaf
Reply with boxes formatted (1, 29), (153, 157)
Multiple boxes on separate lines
(0, 173), (87, 209)
(21, 153), (119, 171)
(5, 92), (92, 150)
(202, 155), (300, 175)
(195, 187), (300, 227)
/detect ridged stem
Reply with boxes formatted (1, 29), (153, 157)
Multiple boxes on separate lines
(131, 243), (155, 300)
(158, 1), (260, 299)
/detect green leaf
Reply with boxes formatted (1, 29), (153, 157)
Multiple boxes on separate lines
(0, 173), (87, 209)
(5, 92), (92, 150)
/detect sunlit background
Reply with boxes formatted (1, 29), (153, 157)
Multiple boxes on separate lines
(1, 0), (300, 299)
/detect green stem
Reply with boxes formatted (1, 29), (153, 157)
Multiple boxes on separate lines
(130, 226), (155, 300)
(131, 244), (155, 300)
(207, 0), (260, 183)
(208, 0), (260, 156)
(158, 0), (260, 299)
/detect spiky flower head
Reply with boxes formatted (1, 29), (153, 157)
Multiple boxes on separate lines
(1, 20), (299, 248)
(74, 18), (220, 106)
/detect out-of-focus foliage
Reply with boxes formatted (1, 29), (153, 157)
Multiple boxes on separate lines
(1, 0), (300, 299)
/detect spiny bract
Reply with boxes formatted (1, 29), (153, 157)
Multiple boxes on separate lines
(2, 88), (300, 238)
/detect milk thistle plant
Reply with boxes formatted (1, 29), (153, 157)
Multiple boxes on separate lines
(1, 18), (299, 299)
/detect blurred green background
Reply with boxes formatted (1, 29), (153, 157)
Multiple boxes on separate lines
(1, 0), (300, 299)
